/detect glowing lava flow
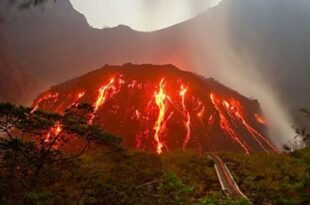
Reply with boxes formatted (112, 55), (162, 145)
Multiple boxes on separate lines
(223, 101), (277, 152)
(77, 91), (86, 99)
(179, 85), (191, 148)
(89, 78), (118, 124)
(33, 66), (277, 154)
(44, 122), (63, 149)
(255, 114), (266, 125)
(197, 106), (205, 118)
(52, 122), (62, 136)
(68, 91), (86, 108)
(153, 79), (171, 154)
(210, 93), (250, 154)
(94, 78), (115, 113)
(31, 93), (59, 113)
(234, 106), (278, 152)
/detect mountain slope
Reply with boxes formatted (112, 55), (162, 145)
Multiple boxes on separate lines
(3, 0), (309, 105)
(33, 64), (277, 154)
(1, 0), (309, 142)
(0, 31), (42, 104)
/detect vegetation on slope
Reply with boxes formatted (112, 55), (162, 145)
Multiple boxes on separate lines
(0, 102), (308, 204)
(221, 149), (310, 205)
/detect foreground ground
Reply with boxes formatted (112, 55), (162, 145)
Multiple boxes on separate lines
(0, 103), (309, 205)
(75, 148), (309, 205)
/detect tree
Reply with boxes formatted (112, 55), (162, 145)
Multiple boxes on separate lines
(283, 108), (310, 153)
(0, 102), (121, 204)
(297, 108), (310, 145)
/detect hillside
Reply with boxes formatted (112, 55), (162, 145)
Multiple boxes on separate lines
(0, 0), (308, 145)
(0, 31), (42, 104)
(33, 64), (277, 154)
(221, 147), (310, 204)
(0, 1), (309, 204)
(0, 0), (309, 107)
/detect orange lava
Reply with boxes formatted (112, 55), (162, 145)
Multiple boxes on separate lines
(78, 91), (86, 99)
(89, 78), (120, 124)
(179, 84), (191, 148)
(32, 93), (59, 113)
(210, 93), (251, 154)
(255, 114), (266, 125)
(153, 78), (171, 154)
(33, 67), (277, 154)
(223, 99), (278, 153)
(67, 91), (86, 109)
(44, 121), (63, 149)
(94, 78), (115, 113)
(197, 106), (205, 118)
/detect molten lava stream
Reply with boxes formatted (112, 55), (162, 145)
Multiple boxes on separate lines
(73, 91), (86, 105)
(222, 100), (269, 152)
(210, 93), (251, 154)
(94, 78), (116, 113)
(197, 106), (205, 118)
(179, 85), (191, 148)
(242, 119), (277, 152)
(255, 114), (266, 125)
(44, 121), (63, 149)
(223, 100), (277, 153)
(31, 92), (59, 113)
(196, 106), (217, 152)
(153, 78), (172, 154)
(59, 91), (87, 112)
(197, 106), (207, 134)
(89, 77), (119, 124)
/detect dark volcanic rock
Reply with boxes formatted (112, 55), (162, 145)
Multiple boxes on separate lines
(34, 64), (277, 154)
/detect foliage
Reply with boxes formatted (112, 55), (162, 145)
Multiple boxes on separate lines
(161, 150), (220, 198)
(0, 102), (309, 204)
(196, 192), (251, 205)
(298, 108), (310, 144)
(0, 103), (121, 204)
(157, 172), (192, 205)
(221, 151), (310, 205)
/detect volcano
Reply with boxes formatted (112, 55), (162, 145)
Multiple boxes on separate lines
(33, 64), (277, 154)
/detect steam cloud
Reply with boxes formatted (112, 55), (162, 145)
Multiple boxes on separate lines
(70, 0), (297, 147)
(184, 3), (297, 147)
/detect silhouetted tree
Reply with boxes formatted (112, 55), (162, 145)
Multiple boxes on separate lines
(0, 102), (121, 204)
(298, 108), (310, 145)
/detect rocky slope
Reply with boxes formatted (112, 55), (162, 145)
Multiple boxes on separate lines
(34, 64), (277, 154)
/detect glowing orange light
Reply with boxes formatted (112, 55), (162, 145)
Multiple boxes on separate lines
(78, 91), (85, 99)
(34, 71), (276, 154)
(223, 98), (277, 153)
(94, 78), (115, 113)
(153, 78), (171, 154)
(208, 114), (214, 125)
(44, 121), (63, 148)
(255, 114), (266, 125)
(53, 123), (62, 136)
(197, 106), (205, 118)
(67, 91), (86, 109)
(179, 84), (191, 148)
(32, 92), (59, 113)
(89, 78), (120, 124)
(210, 93), (250, 154)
